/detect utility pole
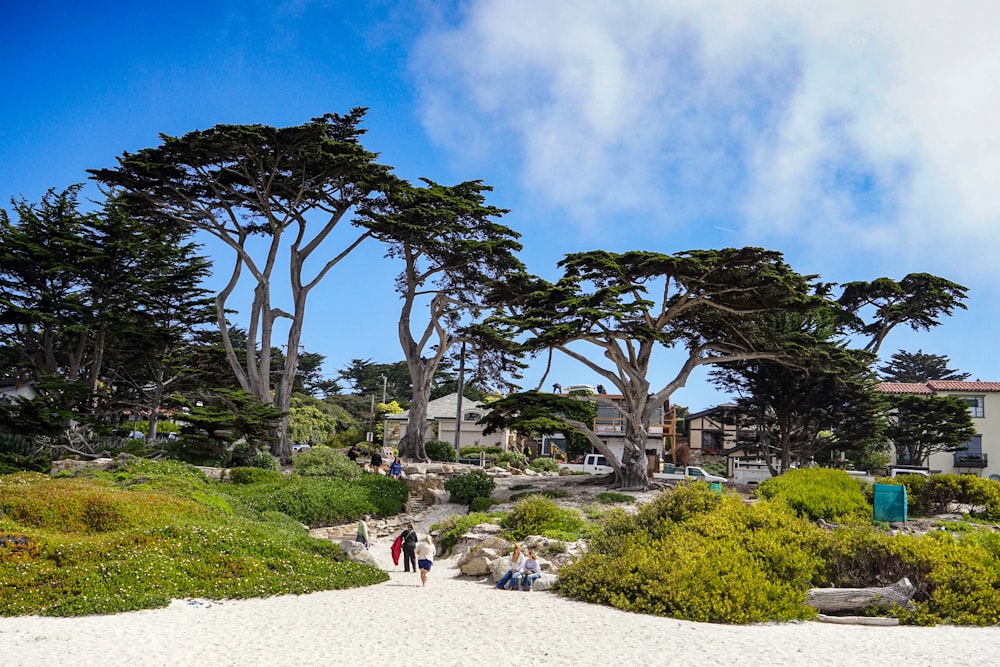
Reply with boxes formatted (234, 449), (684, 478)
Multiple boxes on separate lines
(381, 373), (387, 404)
(453, 341), (466, 460)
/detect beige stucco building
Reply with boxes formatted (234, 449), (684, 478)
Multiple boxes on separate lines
(382, 393), (515, 451)
(878, 381), (1000, 479)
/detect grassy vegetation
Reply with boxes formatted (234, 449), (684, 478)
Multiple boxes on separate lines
(555, 483), (1000, 625)
(0, 459), (396, 616)
(595, 491), (635, 504)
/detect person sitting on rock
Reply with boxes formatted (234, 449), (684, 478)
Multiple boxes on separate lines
(514, 549), (542, 591)
(495, 543), (525, 590)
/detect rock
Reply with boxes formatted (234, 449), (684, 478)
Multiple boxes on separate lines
(558, 468), (572, 476)
(532, 573), (558, 591)
(460, 556), (493, 576)
(338, 540), (380, 568)
(523, 468), (539, 477)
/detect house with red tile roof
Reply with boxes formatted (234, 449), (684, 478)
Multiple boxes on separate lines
(877, 381), (1000, 479)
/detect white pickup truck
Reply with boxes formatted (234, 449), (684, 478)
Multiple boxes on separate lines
(559, 454), (614, 475)
(654, 464), (728, 483)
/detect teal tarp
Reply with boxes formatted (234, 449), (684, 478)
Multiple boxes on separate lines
(873, 483), (908, 523)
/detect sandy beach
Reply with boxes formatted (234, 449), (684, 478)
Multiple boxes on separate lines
(2, 501), (1000, 667)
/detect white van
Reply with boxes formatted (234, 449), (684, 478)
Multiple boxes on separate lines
(887, 465), (931, 478)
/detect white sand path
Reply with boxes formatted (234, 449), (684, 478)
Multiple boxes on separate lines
(2, 501), (999, 666)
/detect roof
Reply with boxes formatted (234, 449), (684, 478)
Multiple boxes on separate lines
(877, 382), (933, 394)
(877, 381), (1000, 395)
(386, 392), (486, 420)
(686, 403), (741, 420)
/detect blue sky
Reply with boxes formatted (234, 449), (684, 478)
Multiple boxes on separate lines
(3, 1), (1000, 412)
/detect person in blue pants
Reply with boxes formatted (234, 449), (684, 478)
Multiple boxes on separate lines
(495, 543), (524, 590)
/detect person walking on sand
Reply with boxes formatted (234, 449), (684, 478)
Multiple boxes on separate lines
(415, 535), (435, 586)
(495, 543), (525, 590)
(356, 515), (370, 549)
(400, 522), (418, 573)
(389, 456), (402, 480)
(370, 448), (383, 474)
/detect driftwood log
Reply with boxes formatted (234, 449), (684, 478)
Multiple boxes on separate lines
(807, 577), (915, 613)
(815, 614), (900, 626)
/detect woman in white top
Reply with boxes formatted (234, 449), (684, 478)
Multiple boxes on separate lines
(495, 543), (525, 590)
(415, 535), (435, 587)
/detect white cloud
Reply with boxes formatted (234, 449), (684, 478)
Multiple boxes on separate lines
(411, 0), (1000, 276)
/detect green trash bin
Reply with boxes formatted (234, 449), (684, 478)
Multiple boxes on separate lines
(873, 483), (907, 522)
(709, 482), (722, 493)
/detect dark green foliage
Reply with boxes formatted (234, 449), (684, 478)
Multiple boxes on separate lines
(469, 496), (498, 512)
(756, 468), (870, 522)
(501, 495), (588, 541)
(425, 439), (457, 462)
(460, 446), (502, 457)
(885, 394), (976, 465)
(510, 489), (570, 501)
(444, 470), (495, 506)
(879, 350), (970, 383)
(228, 467), (284, 485)
(292, 447), (363, 480)
(876, 474), (1000, 520)
(596, 492), (635, 504)
(837, 274), (968, 355)
(0, 429), (49, 473)
(0, 463), (388, 616)
(528, 457), (561, 473)
(171, 389), (285, 466)
(494, 450), (528, 469)
(222, 473), (407, 526)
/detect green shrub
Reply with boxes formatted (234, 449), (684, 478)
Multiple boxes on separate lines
(222, 473), (407, 526)
(243, 450), (280, 471)
(876, 474), (1000, 520)
(469, 496), (498, 513)
(596, 492), (635, 504)
(444, 470), (495, 506)
(431, 512), (505, 555)
(292, 447), (363, 481)
(425, 440), (457, 462)
(229, 467), (284, 485)
(510, 489), (570, 502)
(494, 451), (528, 469)
(528, 457), (561, 473)
(459, 446), (502, 458)
(502, 495), (589, 541)
(756, 468), (870, 523)
(557, 486), (825, 624)
(0, 468), (387, 616)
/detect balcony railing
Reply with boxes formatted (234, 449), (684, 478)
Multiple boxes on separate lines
(954, 453), (988, 468)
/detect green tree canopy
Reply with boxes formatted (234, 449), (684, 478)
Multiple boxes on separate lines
(837, 274), (968, 354)
(879, 350), (971, 383)
(359, 178), (525, 461)
(486, 247), (819, 489)
(90, 110), (396, 462)
(885, 394), (976, 466)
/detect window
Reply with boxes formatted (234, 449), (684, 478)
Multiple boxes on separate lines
(463, 411), (481, 422)
(959, 396), (985, 418)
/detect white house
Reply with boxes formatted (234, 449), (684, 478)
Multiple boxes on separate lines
(0, 378), (37, 405)
(383, 393), (516, 451)
(877, 381), (1000, 479)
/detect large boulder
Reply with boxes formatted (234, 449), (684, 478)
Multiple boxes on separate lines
(338, 540), (380, 568)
